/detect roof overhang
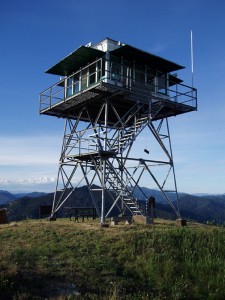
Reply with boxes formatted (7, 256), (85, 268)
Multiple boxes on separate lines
(111, 44), (184, 73)
(46, 46), (104, 76)
(169, 74), (183, 86)
(46, 40), (184, 76)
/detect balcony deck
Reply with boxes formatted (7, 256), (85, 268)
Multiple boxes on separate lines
(39, 58), (197, 125)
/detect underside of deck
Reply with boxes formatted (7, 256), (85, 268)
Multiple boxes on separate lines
(40, 82), (196, 126)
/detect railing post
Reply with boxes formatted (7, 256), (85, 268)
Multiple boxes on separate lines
(50, 86), (52, 108)
(100, 58), (102, 81)
(39, 95), (41, 113)
(195, 88), (197, 110)
(105, 51), (110, 80)
(95, 60), (98, 83)
(79, 68), (82, 92)
(64, 78), (67, 101)
(79, 131), (81, 156)
(175, 84), (178, 103)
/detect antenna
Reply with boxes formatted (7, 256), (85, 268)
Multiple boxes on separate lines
(191, 30), (194, 88)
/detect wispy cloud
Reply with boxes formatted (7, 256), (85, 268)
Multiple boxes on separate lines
(0, 135), (61, 166)
(0, 177), (56, 193)
(0, 176), (55, 186)
(0, 134), (61, 192)
(147, 43), (167, 55)
(17, 176), (55, 185)
(0, 124), (224, 194)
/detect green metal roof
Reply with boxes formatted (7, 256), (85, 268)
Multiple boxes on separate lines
(46, 46), (104, 76)
(46, 40), (184, 76)
(110, 44), (184, 73)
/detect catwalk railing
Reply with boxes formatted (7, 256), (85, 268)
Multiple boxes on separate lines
(39, 58), (197, 113)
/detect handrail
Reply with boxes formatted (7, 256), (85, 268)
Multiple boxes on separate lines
(39, 58), (197, 113)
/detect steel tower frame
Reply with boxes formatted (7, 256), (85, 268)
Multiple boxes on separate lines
(50, 100), (181, 224)
(39, 38), (197, 225)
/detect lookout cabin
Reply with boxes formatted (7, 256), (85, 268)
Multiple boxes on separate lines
(39, 37), (197, 125)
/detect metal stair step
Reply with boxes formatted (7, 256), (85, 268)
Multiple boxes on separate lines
(136, 119), (147, 123)
(138, 116), (148, 119)
(120, 139), (129, 143)
(126, 130), (135, 134)
(120, 136), (132, 141)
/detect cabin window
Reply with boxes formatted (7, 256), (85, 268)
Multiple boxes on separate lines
(82, 67), (88, 90)
(97, 60), (102, 81)
(111, 63), (121, 81)
(89, 63), (96, 85)
(135, 69), (145, 84)
(66, 74), (80, 97)
(147, 72), (155, 92)
(73, 73), (80, 94)
(157, 73), (167, 95)
(67, 77), (73, 97)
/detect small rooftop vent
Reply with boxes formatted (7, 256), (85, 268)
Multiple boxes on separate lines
(85, 42), (93, 48)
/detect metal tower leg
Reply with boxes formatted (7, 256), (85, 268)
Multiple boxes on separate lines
(50, 101), (181, 223)
(100, 158), (106, 225)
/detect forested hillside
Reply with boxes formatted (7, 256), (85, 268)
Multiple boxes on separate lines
(2, 187), (225, 224)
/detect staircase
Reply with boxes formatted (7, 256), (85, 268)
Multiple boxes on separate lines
(111, 101), (164, 153)
(118, 115), (148, 152)
(105, 161), (143, 216)
(101, 101), (165, 216)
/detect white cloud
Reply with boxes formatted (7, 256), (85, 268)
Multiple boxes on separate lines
(0, 135), (61, 166)
(0, 179), (10, 186)
(0, 134), (61, 192)
(0, 176), (56, 193)
(0, 121), (224, 194)
(0, 176), (55, 187)
(17, 176), (55, 185)
(148, 43), (167, 54)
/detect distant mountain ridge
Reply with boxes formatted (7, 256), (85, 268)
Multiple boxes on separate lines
(0, 190), (16, 205)
(1, 188), (225, 224)
(0, 191), (47, 205)
(133, 187), (189, 203)
(134, 188), (225, 224)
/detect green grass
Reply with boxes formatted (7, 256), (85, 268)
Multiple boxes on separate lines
(0, 219), (225, 299)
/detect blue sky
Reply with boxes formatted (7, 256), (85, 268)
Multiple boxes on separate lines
(0, 0), (225, 194)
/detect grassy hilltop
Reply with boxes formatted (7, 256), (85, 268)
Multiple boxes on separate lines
(0, 219), (224, 299)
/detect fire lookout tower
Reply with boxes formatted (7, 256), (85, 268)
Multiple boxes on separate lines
(39, 38), (197, 224)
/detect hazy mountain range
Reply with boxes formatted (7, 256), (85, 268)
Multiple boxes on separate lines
(0, 188), (225, 225)
(0, 190), (47, 205)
